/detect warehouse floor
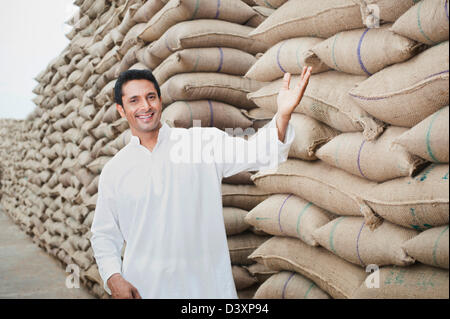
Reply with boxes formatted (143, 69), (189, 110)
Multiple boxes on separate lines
(0, 207), (95, 299)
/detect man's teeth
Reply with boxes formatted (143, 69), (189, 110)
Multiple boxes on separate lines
(137, 113), (154, 119)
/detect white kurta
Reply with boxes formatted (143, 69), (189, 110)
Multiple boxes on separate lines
(90, 115), (295, 299)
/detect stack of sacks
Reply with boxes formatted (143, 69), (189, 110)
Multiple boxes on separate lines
(243, 0), (449, 299)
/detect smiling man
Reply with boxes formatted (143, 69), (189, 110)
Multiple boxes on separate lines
(90, 68), (312, 299)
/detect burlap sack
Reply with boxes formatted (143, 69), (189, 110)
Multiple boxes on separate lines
(311, 24), (422, 76)
(161, 100), (253, 130)
(154, 47), (256, 85)
(288, 113), (339, 161)
(223, 207), (250, 236)
(86, 156), (112, 174)
(118, 23), (147, 56)
(254, 271), (330, 299)
(161, 73), (265, 110)
(228, 232), (271, 265)
(222, 171), (254, 185)
(357, 0), (416, 25)
(391, 0), (449, 45)
(143, 19), (269, 69)
(245, 194), (331, 246)
(132, 0), (167, 23)
(222, 183), (273, 211)
(351, 264), (449, 299)
(316, 127), (428, 182)
(349, 41), (449, 127)
(250, 159), (381, 228)
(249, 0), (364, 46)
(232, 265), (258, 290)
(139, 0), (256, 42)
(253, 0), (287, 9)
(393, 106), (449, 163)
(403, 225), (449, 270)
(241, 108), (274, 130)
(246, 6), (274, 28)
(245, 37), (329, 82)
(314, 216), (418, 268)
(248, 71), (385, 141)
(244, 263), (277, 283)
(362, 163), (449, 230)
(249, 236), (367, 299)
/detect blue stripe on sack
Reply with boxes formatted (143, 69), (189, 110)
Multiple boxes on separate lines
(357, 28), (373, 76)
(355, 220), (366, 267)
(278, 194), (292, 234)
(276, 41), (288, 73)
(281, 272), (295, 299)
(207, 100), (214, 127)
(217, 47), (224, 72)
(215, 0), (221, 19)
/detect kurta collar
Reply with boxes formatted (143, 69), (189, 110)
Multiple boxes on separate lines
(129, 121), (171, 147)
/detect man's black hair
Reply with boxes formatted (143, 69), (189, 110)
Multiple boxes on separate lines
(114, 69), (161, 106)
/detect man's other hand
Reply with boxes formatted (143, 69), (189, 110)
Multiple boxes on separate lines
(107, 273), (142, 299)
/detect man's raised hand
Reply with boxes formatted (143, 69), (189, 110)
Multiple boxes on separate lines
(276, 67), (312, 119)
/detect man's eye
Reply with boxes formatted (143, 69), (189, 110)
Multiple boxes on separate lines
(147, 95), (155, 100)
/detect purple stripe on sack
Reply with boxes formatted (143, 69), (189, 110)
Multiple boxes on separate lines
(215, 0), (221, 19)
(276, 41), (287, 73)
(357, 28), (373, 76)
(281, 272), (295, 299)
(445, 0), (449, 20)
(356, 221), (366, 267)
(350, 70), (450, 101)
(278, 194), (292, 234)
(357, 140), (367, 179)
(217, 47), (224, 72)
(207, 100), (214, 127)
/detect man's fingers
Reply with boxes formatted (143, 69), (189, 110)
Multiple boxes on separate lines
(282, 72), (291, 90)
(296, 67), (312, 89)
(300, 66), (307, 80)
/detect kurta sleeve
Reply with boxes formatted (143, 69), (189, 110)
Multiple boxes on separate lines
(90, 172), (124, 295)
(214, 113), (295, 178)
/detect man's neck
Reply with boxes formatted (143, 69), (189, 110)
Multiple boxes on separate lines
(132, 122), (162, 152)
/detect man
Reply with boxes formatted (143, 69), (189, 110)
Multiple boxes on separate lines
(90, 67), (312, 299)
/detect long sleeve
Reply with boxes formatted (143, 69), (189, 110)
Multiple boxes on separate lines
(214, 113), (295, 178)
(90, 172), (124, 295)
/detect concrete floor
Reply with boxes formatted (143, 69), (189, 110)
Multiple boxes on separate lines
(0, 207), (95, 299)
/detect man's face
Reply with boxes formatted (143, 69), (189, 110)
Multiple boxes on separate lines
(116, 79), (163, 134)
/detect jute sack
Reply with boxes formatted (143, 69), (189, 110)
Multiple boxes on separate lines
(143, 19), (269, 69)
(362, 163), (449, 230)
(161, 100), (253, 130)
(248, 71), (385, 141)
(223, 207), (250, 236)
(391, 0), (449, 45)
(161, 73), (265, 110)
(132, 0), (167, 23)
(250, 159), (381, 228)
(249, 236), (367, 299)
(244, 263), (277, 283)
(222, 183), (273, 211)
(402, 225), (449, 270)
(311, 24), (422, 76)
(288, 113), (339, 161)
(86, 156), (112, 175)
(139, 0), (257, 42)
(245, 37), (330, 82)
(237, 285), (260, 299)
(249, 0), (364, 47)
(392, 106), (449, 163)
(232, 265), (258, 290)
(351, 264), (449, 299)
(349, 41), (449, 127)
(254, 271), (330, 299)
(245, 194), (331, 246)
(357, 0), (416, 25)
(315, 127), (428, 183)
(241, 108), (274, 130)
(228, 232), (271, 265)
(111, 129), (132, 150)
(246, 6), (274, 28)
(253, 0), (287, 9)
(313, 216), (418, 267)
(154, 47), (257, 85)
(222, 171), (254, 185)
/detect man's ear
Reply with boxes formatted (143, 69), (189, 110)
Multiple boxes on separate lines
(116, 103), (126, 118)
